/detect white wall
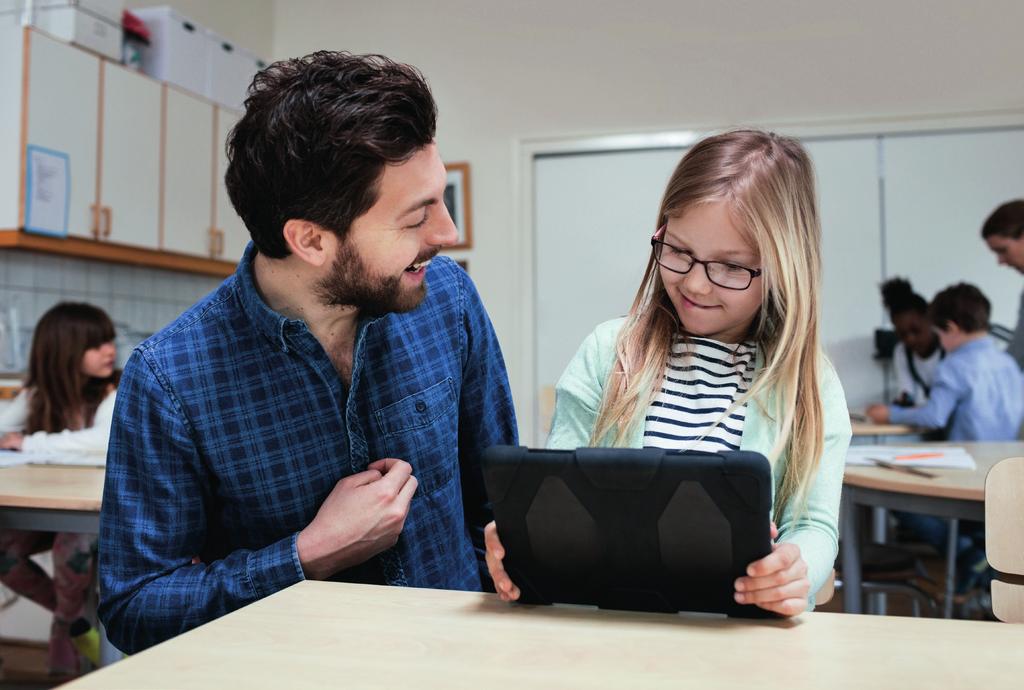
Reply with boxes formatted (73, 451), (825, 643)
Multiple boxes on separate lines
(268, 1), (1024, 440)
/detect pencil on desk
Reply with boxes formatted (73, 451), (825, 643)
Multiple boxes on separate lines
(892, 452), (944, 461)
(866, 457), (938, 479)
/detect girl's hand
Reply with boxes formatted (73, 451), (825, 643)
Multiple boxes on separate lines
(734, 522), (810, 617)
(0, 432), (23, 450)
(865, 404), (890, 424)
(484, 521), (520, 602)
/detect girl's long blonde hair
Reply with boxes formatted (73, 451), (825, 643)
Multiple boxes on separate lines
(589, 129), (824, 522)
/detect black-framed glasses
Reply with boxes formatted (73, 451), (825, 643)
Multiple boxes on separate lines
(650, 227), (762, 290)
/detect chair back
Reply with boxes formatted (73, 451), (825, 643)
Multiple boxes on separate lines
(985, 457), (1024, 622)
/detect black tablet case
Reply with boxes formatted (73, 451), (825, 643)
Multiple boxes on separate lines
(481, 446), (775, 618)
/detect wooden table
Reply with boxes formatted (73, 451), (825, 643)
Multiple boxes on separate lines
(850, 421), (921, 443)
(62, 580), (1024, 689)
(0, 463), (119, 665)
(0, 464), (104, 533)
(841, 442), (1024, 617)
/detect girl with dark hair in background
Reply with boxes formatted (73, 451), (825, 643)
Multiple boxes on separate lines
(0, 302), (118, 676)
(880, 277), (944, 408)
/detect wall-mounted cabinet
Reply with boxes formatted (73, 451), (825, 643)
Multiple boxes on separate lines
(0, 25), (248, 276)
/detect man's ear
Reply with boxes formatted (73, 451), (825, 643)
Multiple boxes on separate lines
(282, 220), (333, 267)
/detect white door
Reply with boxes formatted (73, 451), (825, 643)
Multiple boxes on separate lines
(215, 107), (249, 263)
(99, 62), (162, 249)
(25, 29), (99, 240)
(161, 86), (214, 257)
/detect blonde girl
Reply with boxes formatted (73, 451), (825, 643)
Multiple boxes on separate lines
(486, 130), (851, 616)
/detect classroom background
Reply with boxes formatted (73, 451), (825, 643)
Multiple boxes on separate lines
(1, 0), (1023, 685)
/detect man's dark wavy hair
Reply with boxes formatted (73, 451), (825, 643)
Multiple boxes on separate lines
(225, 51), (437, 258)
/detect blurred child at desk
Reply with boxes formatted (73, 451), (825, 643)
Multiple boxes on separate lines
(866, 283), (1023, 593)
(880, 277), (944, 409)
(0, 303), (118, 676)
(866, 282), (1023, 439)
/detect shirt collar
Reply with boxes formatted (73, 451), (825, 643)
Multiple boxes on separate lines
(235, 242), (304, 352)
(955, 336), (993, 355)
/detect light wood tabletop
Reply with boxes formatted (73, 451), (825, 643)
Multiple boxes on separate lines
(62, 580), (1024, 690)
(843, 442), (1024, 501)
(850, 421), (919, 437)
(0, 463), (104, 511)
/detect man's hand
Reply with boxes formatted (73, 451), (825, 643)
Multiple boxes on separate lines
(297, 458), (418, 580)
(0, 432), (23, 450)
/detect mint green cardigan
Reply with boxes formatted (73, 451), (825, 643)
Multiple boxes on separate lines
(547, 318), (852, 607)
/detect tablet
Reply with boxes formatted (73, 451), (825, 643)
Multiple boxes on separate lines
(481, 445), (775, 618)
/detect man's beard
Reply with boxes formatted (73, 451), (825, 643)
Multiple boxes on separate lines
(315, 237), (436, 317)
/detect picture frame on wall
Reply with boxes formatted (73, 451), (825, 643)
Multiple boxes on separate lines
(444, 162), (473, 249)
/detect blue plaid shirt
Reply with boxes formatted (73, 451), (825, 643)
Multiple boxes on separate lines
(98, 245), (517, 653)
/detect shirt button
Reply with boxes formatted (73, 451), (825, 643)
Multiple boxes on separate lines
(415, 400), (427, 413)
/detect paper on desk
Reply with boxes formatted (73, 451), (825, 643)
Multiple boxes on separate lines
(846, 446), (976, 470)
(0, 451), (29, 468)
(0, 449), (105, 468)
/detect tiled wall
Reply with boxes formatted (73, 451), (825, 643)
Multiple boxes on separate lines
(0, 249), (227, 373)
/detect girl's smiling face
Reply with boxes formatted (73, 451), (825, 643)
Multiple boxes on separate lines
(659, 200), (763, 344)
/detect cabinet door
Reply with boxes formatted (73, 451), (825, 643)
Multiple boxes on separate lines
(25, 30), (99, 239)
(215, 107), (250, 262)
(99, 62), (162, 249)
(161, 86), (214, 257)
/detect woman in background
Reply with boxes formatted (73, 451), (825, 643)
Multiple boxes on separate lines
(0, 302), (118, 676)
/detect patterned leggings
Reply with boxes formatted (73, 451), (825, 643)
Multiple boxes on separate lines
(0, 530), (97, 674)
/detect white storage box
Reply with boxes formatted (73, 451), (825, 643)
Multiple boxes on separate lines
(132, 5), (209, 99)
(206, 30), (266, 110)
(0, 0), (123, 24)
(0, 1), (123, 61)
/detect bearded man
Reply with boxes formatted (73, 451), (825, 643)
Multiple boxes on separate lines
(99, 51), (517, 654)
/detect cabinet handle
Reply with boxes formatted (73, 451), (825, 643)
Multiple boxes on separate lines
(101, 206), (112, 239)
(90, 204), (101, 239)
(209, 227), (219, 258)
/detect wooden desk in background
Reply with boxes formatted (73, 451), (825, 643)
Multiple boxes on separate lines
(850, 421), (921, 443)
(0, 464), (104, 533)
(0, 463), (119, 665)
(841, 442), (1024, 617)
(63, 580), (1024, 689)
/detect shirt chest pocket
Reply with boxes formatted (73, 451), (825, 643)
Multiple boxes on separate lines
(374, 377), (459, 495)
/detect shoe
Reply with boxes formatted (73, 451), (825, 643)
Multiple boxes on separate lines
(70, 618), (100, 667)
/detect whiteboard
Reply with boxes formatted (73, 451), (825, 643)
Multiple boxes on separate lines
(883, 129), (1024, 332)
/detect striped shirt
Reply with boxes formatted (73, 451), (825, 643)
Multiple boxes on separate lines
(643, 336), (756, 452)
